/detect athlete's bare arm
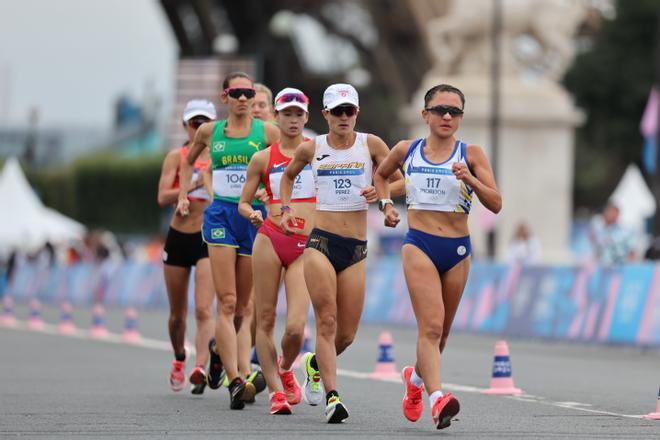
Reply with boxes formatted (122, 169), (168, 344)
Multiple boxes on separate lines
(374, 140), (411, 227)
(176, 122), (214, 216)
(279, 139), (314, 233)
(368, 134), (405, 201)
(238, 149), (269, 227)
(454, 144), (502, 213)
(264, 122), (281, 147)
(157, 149), (182, 207)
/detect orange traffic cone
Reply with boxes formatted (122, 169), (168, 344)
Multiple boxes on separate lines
(481, 340), (523, 395)
(293, 324), (312, 368)
(122, 307), (141, 343)
(368, 331), (399, 379)
(58, 301), (77, 334)
(89, 303), (108, 339)
(27, 299), (45, 331)
(1, 295), (16, 328)
(644, 386), (660, 420)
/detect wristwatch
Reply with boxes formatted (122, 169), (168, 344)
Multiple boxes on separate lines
(378, 199), (393, 212)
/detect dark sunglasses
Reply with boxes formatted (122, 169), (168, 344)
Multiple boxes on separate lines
(425, 105), (464, 117)
(328, 105), (357, 117)
(224, 88), (256, 99)
(276, 93), (309, 105)
(187, 117), (211, 129)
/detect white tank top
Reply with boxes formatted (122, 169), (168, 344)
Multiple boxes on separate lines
(312, 132), (372, 211)
(404, 138), (473, 213)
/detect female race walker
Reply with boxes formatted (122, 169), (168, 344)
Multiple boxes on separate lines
(239, 87), (314, 415)
(374, 84), (502, 430)
(177, 72), (279, 409)
(279, 84), (404, 423)
(157, 99), (216, 395)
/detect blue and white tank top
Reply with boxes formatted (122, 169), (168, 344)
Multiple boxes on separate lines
(403, 138), (473, 213)
(312, 132), (372, 212)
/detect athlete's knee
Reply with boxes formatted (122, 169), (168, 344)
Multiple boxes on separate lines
(421, 321), (444, 343)
(283, 323), (304, 344)
(217, 293), (237, 316)
(194, 305), (212, 323)
(316, 313), (337, 337)
(257, 309), (276, 333)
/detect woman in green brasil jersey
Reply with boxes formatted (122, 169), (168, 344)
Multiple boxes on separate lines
(177, 72), (279, 410)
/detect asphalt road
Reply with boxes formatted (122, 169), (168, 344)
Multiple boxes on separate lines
(1, 304), (659, 439)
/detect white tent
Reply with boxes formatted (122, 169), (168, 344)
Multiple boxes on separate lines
(610, 164), (657, 231)
(0, 157), (86, 257)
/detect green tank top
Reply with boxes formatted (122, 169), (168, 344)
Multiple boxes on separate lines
(210, 118), (265, 203)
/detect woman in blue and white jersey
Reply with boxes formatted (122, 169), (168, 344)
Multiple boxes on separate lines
(374, 84), (501, 430)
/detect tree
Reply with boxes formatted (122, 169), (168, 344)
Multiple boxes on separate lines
(563, 0), (658, 210)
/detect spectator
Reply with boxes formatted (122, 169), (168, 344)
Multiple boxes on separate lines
(589, 201), (636, 265)
(506, 222), (542, 264)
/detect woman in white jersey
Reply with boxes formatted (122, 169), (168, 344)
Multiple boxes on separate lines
(374, 84), (501, 430)
(279, 84), (404, 424)
(239, 87), (315, 415)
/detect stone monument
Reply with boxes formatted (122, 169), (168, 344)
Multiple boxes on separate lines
(403, 0), (588, 262)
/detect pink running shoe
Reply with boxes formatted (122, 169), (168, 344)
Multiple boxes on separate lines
(401, 366), (424, 422)
(431, 392), (460, 430)
(170, 360), (186, 392)
(189, 365), (206, 386)
(278, 357), (302, 405)
(270, 391), (292, 415)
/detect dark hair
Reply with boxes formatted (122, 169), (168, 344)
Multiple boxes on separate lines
(424, 84), (465, 108)
(222, 72), (252, 90)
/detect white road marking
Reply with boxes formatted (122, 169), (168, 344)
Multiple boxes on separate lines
(1, 321), (648, 420)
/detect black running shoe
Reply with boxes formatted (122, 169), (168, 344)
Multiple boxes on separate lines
(247, 369), (267, 394)
(228, 377), (248, 410)
(207, 338), (225, 390)
(191, 382), (206, 395)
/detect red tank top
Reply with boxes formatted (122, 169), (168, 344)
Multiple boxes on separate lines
(262, 142), (316, 204)
(172, 145), (211, 201)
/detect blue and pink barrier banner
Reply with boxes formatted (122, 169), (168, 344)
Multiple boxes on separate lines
(3, 258), (660, 347)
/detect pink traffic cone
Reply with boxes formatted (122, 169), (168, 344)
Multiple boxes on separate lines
(89, 303), (108, 339)
(1, 296), (17, 328)
(27, 299), (45, 331)
(482, 340), (523, 395)
(643, 386), (660, 420)
(122, 307), (141, 343)
(58, 301), (77, 334)
(368, 331), (400, 379)
(293, 324), (312, 368)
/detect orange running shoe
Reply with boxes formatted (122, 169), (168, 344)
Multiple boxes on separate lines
(278, 357), (302, 405)
(431, 392), (460, 430)
(170, 360), (186, 392)
(270, 391), (292, 415)
(401, 366), (424, 422)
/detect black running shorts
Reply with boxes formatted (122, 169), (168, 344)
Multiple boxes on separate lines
(163, 227), (209, 267)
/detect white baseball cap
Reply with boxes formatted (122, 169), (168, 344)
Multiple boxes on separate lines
(182, 99), (217, 122)
(323, 83), (359, 109)
(274, 87), (309, 112)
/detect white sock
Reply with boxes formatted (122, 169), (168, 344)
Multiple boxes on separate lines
(410, 369), (424, 387)
(429, 390), (444, 408)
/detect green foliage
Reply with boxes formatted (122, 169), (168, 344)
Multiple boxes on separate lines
(29, 153), (165, 234)
(563, 0), (658, 208)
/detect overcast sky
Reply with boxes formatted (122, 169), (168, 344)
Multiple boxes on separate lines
(0, 0), (176, 129)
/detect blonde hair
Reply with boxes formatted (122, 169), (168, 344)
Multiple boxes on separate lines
(254, 83), (273, 106)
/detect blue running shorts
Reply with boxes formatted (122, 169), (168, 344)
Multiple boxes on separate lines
(403, 228), (471, 274)
(202, 199), (266, 256)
